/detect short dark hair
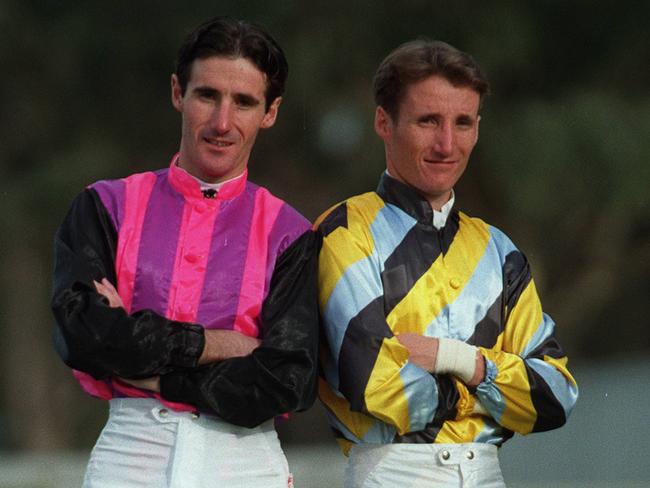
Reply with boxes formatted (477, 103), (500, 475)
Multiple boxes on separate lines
(175, 16), (288, 111)
(373, 39), (489, 120)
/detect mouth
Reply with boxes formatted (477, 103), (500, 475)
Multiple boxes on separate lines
(203, 137), (234, 148)
(423, 158), (456, 165)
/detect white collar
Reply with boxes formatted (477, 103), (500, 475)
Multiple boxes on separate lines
(433, 190), (455, 230)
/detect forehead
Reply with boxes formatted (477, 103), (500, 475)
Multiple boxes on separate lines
(400, 75), (480, 116)
(187, 56), (268, 95)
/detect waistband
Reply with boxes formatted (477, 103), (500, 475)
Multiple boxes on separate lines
(349, 442), (499, 467)
(108, 397), (275, 434)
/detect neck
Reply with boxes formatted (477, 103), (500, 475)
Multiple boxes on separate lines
(427, 191), (453, 211)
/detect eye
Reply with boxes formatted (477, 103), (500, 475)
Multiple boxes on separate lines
(417, 115), (438, 126)
(234, 94), (260, 109)
(456, 116), (475, 129)
(195, 88), (218, 101)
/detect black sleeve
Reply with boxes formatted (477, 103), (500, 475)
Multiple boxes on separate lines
(51, 188), (205, 379)
(159, 230), (321, 428)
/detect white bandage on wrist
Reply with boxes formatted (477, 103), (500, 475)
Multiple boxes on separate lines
(434, 338), (478, 384)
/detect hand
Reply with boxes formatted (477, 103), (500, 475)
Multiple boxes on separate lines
(398, 333), (486, 386)
(199, 329), (262, 364)
(117, 376), (160, 392)
(396, 333), (439, 372)
(94, 278), (124, 309)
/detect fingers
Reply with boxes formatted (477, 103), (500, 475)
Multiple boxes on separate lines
(93, 278), (124, 309)
(93, 279), (107, 295)
(101, 277), (118, 294)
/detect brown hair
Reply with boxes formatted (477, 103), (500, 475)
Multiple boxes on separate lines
(373, 39), (489, 120)
(175, 16), (288, 111)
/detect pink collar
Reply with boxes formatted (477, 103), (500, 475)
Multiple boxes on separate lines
(167, 153), (248, 201)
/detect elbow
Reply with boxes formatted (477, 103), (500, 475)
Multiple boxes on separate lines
(531, 390), (577, 433)
(52, 323), (108, 379)
(271, 371), (318, 415)
(531, 411), (567, 433)
(292, 368), (319, 412)
(258, 348), (319, 412)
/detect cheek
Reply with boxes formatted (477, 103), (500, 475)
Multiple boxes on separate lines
(459, 133), (478, 154)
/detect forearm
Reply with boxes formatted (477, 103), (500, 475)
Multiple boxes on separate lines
(53, 285), (205, 378)
(160, 230), (320, 426)
(477, 258), (579, 434)
(476, 345), (577, 434)
(198, 329), (261, 364)
(397, 334), (485, 387)
(361, 336), (443, 434)
(52, 189), (205, 378)
(160, 344), (316, 427)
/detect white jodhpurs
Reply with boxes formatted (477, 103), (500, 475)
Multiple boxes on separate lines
(82, 398), (292, 488)
(344, 442), (506, 488)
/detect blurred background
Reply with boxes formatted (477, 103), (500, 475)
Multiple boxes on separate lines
(1, 0), (649, 486)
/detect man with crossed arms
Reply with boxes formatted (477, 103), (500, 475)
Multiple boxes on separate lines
(316, 39), (578, 487)
(52, 17), (318, 488)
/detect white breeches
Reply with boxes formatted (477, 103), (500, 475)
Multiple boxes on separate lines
(344, 442), (506, 488)
(82, 398), (292, 488)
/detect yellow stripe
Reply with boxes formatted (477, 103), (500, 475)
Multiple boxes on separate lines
(481, 348), (536, 434)
(386, 213), (490, 334)
(435, 417), (488, 444)
(364, 336), (411, 434)
(545, 355), (577, 386)
(318, 377), (376, 440)
(318, 193), (384, 309)
(336, 438), (353, 456)
(503, 279), (542, 354)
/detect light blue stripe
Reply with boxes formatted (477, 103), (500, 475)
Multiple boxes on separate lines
(521, 312), (556, 358)
(322, 257), (383, 360)
(527, 358), (579, 418)
(323, 405), (396, 444)
(368, 203), (417, 262)
(322, 204), (416, 361)
(487, 225), (518, 262)
(476, 358), (506, 425)
(473, 417), (509, 445)
(361, 421), (397, 444)
(398, 362), (438, 431)
(425, 234), (503, 340)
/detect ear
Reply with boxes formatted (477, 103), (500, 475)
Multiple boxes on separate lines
(474, 115), (481, 144)
(260, 97), (282, 129)
(171, 74), (183, 112)
(374, 106), (393, 140)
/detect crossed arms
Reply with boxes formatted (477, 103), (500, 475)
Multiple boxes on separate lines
(52, 188), (320, 427)
(317, 201), (578, 437)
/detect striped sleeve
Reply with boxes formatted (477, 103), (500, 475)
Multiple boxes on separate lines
(51, 188), (205, 380)
(475, 229), (579, 435)
(317, 198), (443, 435)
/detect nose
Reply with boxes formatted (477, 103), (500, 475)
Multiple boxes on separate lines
(433, 123), (453, 157)
(210, 102), (233, 134)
